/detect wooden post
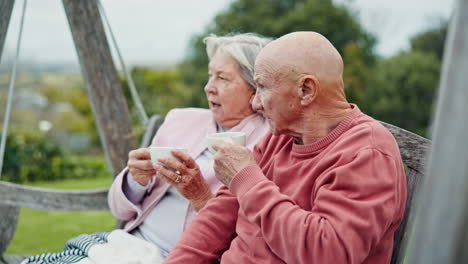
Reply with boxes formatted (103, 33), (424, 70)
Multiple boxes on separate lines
(0, 0), (20, 257)
(0, 0), (14, 62)
(62, 0), (137, 176)
(404, 0), (468, 263)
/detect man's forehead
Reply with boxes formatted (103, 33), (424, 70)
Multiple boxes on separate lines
(254, 58), (275, 77)
(254, 70), (270, 83)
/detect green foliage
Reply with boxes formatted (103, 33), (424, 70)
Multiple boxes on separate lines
(177, 0), (377, 108)
(1, 130), (109, 183)
(361, 21), (448, 137)
(365, 51), (441, 137)
(39, 77), (100, 148)
(343, 41), (371, 105)
(213, 0), (375, 61)
(2, 130), (62, 182)
(124, 67), (193, 116)
(410, 19), (448, 61)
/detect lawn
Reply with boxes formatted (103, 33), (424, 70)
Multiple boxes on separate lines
(5, 177), (118, 255)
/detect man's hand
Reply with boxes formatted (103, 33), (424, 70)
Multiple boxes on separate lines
(212, 140), (257, 186)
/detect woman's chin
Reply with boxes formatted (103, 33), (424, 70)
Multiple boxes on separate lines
(214, 118), (239, 129)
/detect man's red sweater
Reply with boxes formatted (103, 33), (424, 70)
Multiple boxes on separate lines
(164, 105), (407, 263)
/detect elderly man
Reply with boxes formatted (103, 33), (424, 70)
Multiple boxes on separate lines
(164, 32), (407, 264)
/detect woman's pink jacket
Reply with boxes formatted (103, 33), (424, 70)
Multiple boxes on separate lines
(108, 108), (269, 232)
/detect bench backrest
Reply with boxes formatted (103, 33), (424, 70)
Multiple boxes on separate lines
(380, 122), (430, 264)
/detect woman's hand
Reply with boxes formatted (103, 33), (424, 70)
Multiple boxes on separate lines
(127, 148), (156, 186)
(155, 149), (214, 211)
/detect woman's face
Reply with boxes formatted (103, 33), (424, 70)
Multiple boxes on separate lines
(204, 51), (255, 128)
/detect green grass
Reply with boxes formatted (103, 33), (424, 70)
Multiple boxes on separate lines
(5, 177), (118, 255)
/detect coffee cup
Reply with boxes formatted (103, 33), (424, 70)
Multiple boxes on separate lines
(149, 147), (188, 168)
(206, 132), (246, 154)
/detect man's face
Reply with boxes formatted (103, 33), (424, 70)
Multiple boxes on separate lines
(252, 67), (300, 136)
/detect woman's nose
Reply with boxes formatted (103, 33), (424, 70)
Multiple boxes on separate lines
(204, 78), (217, 94)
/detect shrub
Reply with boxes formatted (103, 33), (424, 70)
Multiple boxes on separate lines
(1, 130), (110, 183)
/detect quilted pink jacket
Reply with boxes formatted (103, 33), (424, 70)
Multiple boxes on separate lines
(108, 108), (269, 232)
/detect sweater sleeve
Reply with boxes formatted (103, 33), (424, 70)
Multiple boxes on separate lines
(108, 168), (139, 221)
(164, 186), (239, 263)
(230, 148), (400, 264)
(123, 171), (152, 204)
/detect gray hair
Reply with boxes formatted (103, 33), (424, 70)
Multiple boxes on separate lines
(204, 33), (272, 89)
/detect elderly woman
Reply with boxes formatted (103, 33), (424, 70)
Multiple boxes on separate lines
(21, 34), (272, 264)
(108, 33), (271, 258)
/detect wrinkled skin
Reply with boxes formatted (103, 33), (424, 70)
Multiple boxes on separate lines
(212, 140), (257, 186)
(127, 148), (213, 211)
(155, 149), (214, 211)
(127, 148), (155, 186)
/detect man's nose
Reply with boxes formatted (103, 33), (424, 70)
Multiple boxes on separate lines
(252, 91), (263, 111)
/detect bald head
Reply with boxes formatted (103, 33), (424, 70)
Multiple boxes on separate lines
(252, 32), (352, 143)
(255, 31), (344, 88)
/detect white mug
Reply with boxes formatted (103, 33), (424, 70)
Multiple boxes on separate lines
(206, 132), (246, 154)
(149, 147), (188, 168)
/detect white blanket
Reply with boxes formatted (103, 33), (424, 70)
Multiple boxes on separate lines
(22, 230), (164, 264)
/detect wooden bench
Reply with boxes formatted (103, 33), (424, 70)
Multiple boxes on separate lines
(0, 119), (430, 264)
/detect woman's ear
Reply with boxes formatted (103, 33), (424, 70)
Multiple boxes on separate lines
(298, 75), (319, 106)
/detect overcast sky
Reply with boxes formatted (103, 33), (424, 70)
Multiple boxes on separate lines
(1, 0), (456, 67)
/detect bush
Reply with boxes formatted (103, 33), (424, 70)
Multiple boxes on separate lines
(1, 130), (110, 183)
(365, 51), (441, 137)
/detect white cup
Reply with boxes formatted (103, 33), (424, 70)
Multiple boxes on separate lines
(206, 132), (246, 154)
(149, 147), (188, 168)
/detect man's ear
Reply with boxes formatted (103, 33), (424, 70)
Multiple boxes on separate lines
(298, 75), (319, 106)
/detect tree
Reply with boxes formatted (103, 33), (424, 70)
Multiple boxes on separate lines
(178, 0), (377, 108)
(122, 67), (194, 137)
(361, 19), (448, 137)
(366, 51), (441, 137)
(39, 77), (100, 149)
(342, 41), (371, 105)
(1, 129), (109, 183)
(410, 19), (448, 61)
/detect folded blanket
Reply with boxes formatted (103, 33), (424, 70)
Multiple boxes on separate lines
(22, 230), (164, 264)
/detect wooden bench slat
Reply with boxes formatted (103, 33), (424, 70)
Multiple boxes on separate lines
(0, 181), (109, 211)
(390, 169), (424, 264)
(380, 121), (430, 173)
(1, 254), (27, 264)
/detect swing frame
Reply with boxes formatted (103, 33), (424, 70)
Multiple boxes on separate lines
(2, 0), (468, 263)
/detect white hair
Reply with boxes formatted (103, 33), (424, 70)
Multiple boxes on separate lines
(204, 33), (272, 89)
